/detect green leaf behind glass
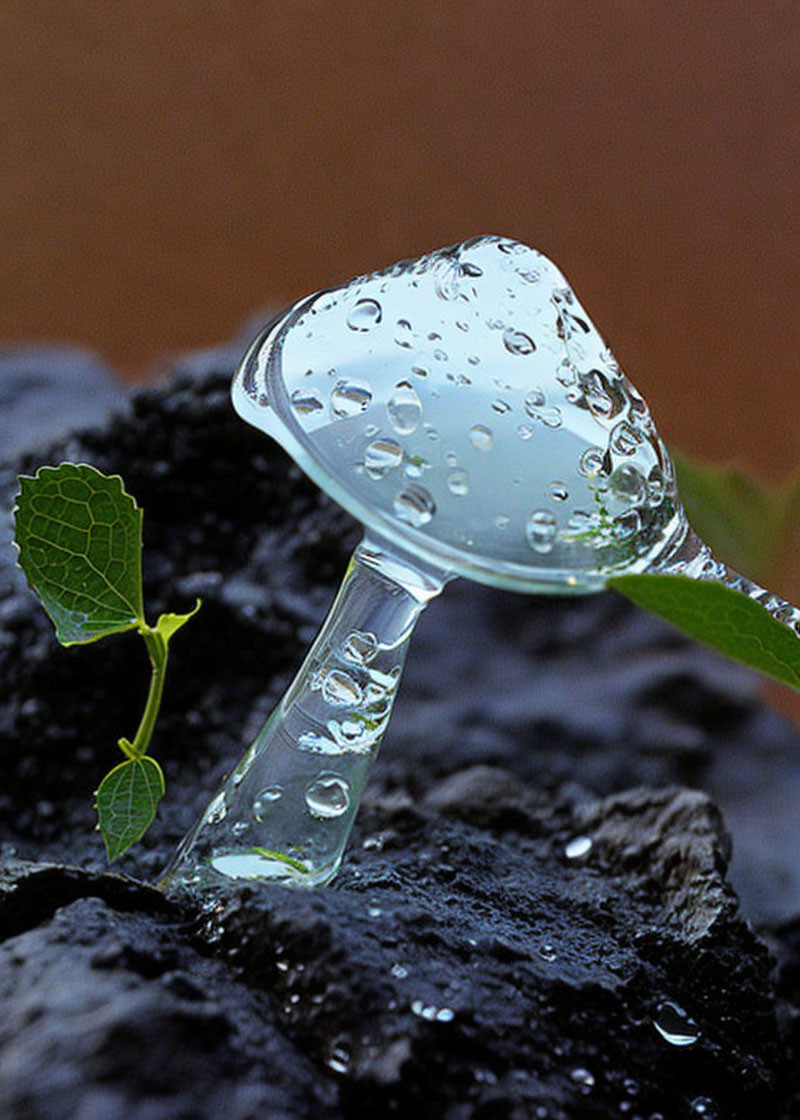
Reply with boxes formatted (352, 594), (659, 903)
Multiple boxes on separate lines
(95, 755), (165, 861)
(672, 450), (798, 584)
(609, 573), (800, 693)
(13, 463), (144, 644)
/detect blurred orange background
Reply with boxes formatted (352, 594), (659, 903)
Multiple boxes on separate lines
(2, 0), (799, 485)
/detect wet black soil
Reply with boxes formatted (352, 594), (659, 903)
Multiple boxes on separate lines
(2, 347), (800, 1118)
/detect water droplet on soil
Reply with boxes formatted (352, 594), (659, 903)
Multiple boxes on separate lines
(652, 1001), (699, 1046)
(564, 835), (592, 860)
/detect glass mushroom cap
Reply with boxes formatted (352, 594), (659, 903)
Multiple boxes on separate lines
(160, 235), (700, 892)
(233, 235), (683, 594)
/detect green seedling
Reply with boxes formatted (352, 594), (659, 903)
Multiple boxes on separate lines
(13, 462), (199, 861)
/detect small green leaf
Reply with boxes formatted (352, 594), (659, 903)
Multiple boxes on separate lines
(95, 756), (165, 861)
(13, 463), (144, 645)
(154, 599), (202, 644)
(609, 573), (800, 693)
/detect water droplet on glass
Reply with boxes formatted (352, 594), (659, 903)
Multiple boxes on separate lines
(364, 438), (403, 477)
(386, 381), (423, 435)
(495, 515), (510, 530)
(447, 469), (470, 496)
(610, 463), (646, 506)
(253, 786), (283, 822)
(538, 942), (558, 962)
(206, 793), (227, 824)
(305, 773), (351, 819)
(410, 364), (428, 378)
(578, 446), (606, 478)
(567, 511), (595, 533)
(585, 369), (625, 419)
(547, 481), (569, 503)
(331, 381), (372, 418)
(498, 238), (527, 255)
(467, 354), (481, 366)
(539, 407), (562, 429)
(391, 963), (409, 979)
(290, 388), (324, 415)
(516, 423), (534, 441)
(503, 327), (536, 356)
(565, 835), (592, 860)
(469, 424), (493, 451)
(297, 730), (344, 755)
(526, 510), (558, 554)
(460, 261), (483, 277)
(613, 509), (641, 540)
(652, 1001), (699, 1047)
(346, 298), (382, 332)
(343, 630), (378, 665)
(492, 399), (512, 415)
(322, 669), (363, 708)
(433, 348), (448, 362)
(423, 424), (440, 441)
(231, 820), (249, 837)
(556, 361), (577, 387)
(394, 319), (413, 348)
(525, 390), (562, 428)
(394, 484), (436, 527)
(647, 466), (666, 506)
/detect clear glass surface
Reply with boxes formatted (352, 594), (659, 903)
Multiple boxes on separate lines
(161, 234), (800, 894)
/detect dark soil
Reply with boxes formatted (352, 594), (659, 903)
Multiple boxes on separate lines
(2, 346), (800, 1118)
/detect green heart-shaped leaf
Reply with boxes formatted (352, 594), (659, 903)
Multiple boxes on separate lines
(14, 463), (144, 645)
(95, 755), (165, 862)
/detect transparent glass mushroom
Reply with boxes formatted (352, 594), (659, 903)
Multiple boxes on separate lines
(159, 234), (800, 891)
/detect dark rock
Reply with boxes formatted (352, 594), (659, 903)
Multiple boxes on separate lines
(1, 350), (800, 1116)
(0, 867), (336, 1120)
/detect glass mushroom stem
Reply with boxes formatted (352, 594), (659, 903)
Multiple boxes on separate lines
(159, 536), (448, 889)
(160, 233), (800, 893)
